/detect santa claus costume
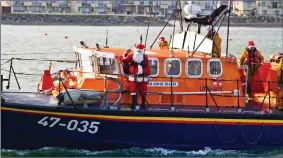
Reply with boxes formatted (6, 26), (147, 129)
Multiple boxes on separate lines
(121, 43), (151, 110)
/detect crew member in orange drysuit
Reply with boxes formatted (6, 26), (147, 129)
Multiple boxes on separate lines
(207, 28), (222, 58)
(121, 43), (151, 110)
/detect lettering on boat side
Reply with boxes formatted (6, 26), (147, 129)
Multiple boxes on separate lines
(199, 86), (223, 91)
(37, 116), (100, 134)
(148, 82), (178, 87)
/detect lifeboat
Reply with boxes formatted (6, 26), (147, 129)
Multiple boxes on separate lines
(1, 4), (283, 151)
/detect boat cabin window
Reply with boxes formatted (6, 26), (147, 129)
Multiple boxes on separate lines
(207, 59), (222, 77)
(148, 58), (159, 77)
(186, 58), (202, 78)
(92, 56), (117, 75)
(164, 58), (181, 77)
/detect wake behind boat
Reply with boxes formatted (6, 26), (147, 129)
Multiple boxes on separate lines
(1, 2), (283, 151)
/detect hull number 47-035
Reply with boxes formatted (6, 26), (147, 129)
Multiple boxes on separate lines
(37, 116), (100, 134)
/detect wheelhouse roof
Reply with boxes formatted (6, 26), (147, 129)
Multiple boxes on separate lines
(79, 47), (215, 60)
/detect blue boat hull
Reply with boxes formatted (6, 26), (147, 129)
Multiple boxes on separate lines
(2, 104), (283, 150)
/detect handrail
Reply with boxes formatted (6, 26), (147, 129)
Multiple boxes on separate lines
(58, 70), (75, 107)
(96, 76), (123, 107)
(1, 58), (283, 114)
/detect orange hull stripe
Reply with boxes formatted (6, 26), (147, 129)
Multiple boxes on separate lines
(1, 107), (283, 126)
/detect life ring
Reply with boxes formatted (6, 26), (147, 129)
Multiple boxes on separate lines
(53, 70), (78, 92)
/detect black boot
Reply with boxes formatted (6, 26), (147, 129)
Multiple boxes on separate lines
(131, 95), (137, 110)
(141, 97), (147, 110)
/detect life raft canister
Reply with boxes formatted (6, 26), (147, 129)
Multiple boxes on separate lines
(37, 70), (54, 91)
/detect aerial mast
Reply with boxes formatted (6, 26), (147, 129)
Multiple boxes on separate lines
(225, 0), (232, 58)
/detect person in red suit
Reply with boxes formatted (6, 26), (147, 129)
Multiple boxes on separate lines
(121, 43), (151, 110)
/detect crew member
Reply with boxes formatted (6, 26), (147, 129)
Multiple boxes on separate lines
(239, 41), (264, 101)
(239, 41), (264, 75)
(121, 43), (151, 110)
(80, 41), (88, 48)
(158, 36), (169, 50)
(207, 28), (222, 58)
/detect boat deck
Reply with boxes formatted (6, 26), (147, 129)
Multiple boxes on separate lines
(2, 91), (283, 116)
(1, 91), (59, 107)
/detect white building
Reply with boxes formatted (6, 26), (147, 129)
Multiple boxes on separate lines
(10, 0), (176, 15)
(256, 1), (282, 16)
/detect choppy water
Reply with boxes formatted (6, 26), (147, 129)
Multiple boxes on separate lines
(1, 147), (283, 157)
(1, 25), (283, 157)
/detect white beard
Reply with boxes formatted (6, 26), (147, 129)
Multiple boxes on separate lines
(133, 50), (144, 74)
(133, 51), (144, 63)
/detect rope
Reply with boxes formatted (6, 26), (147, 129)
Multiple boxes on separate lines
(11, 58), (77, 63)
(263, 125), (283, 145)
(240, 123), (265, 145)
(1, 59), (11, 65)
(2, 51), (74, 55)
(1, 69), (57, 76)
(214, 122), (240, 144)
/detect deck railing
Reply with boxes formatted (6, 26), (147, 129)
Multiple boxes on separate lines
(1, 57), (282, 114)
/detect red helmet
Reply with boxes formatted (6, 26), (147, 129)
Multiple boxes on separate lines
(159, 36), (165, 42)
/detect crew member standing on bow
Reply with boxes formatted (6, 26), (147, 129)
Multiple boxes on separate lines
(239, 41), (264, 76)
(239, 41), (264, 100)
(121, 43), (151, 110)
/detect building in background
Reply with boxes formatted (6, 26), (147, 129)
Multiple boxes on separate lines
(10, 0), (175, 15)
(1, 1), (11, 13)
(9, 0), (283, 17)
(232, 0), (257, 16)
(185, 1), (216, 15)
(256, 1), (282, 16)
(1, 1), (11, 6)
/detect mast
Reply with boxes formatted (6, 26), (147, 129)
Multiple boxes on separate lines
(144, 3), (152, 48)
(225, 0), (231, 58)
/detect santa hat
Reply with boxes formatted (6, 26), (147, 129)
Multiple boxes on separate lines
(135, 43), (145, 51)
(160, 37), (165, 41)
(248, 41), (255, 49)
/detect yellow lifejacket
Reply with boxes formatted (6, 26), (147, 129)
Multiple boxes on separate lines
(158, 41), (169, 50)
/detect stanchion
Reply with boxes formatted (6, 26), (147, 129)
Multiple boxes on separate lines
(205, 78), (209, 112)
(237, 79), (241, 113)
(170, 76), (175, 112)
